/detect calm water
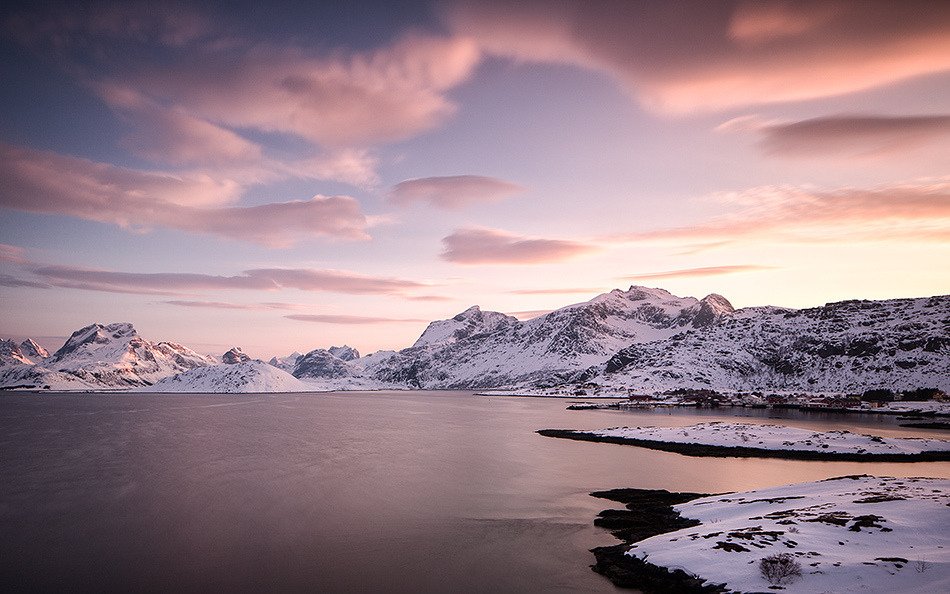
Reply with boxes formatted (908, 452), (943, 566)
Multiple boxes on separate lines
(1, 391), (948, 593)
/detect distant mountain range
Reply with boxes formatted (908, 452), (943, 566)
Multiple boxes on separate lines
(1, 287), (947, 393)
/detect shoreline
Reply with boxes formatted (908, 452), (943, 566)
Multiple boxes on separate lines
(587, 488), (724, 593)
(537, 429), (950, 461)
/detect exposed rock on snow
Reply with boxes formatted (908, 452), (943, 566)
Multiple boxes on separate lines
(19, 339), (50, 361)
(366, 286), (735, 388)
(0, 339), (35, 366)
(625, 475), (950, 594)
(268, 352), (301, 372)
(0, 322), (215, 389)
(587, 295), (950, 393)
(293, 348), (361, 380)
(328, 345), (359, 361)
(222, 347), (250, 364)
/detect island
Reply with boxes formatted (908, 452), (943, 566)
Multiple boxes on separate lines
(538, 422), (950, 461)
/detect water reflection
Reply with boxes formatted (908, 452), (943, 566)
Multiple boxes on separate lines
(0, 391), (946, 592)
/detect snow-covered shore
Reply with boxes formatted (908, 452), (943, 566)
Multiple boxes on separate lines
(539, 422), (950, 461)
(592, 422), (949, 456)
(625, 475), (950, 593)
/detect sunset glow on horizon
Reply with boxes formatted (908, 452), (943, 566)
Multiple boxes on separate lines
(1, 0), (948, 358)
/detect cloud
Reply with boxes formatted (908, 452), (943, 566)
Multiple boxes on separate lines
(164, 300), (312, 311)
(0, 143), (369, 246)
(31, 266), (427, 296)
(506, 309), (553, 320)
(285, 314), (426, 324)
(0, 244), (28, 264)
(623, 180), (950, 246)
(0, 274), (51, 289)
(9, 5), (481, 163)
(5, 1), (212, 49)
(106, 32), (481, 147)
(441, 227), (597, 264)
(758, 115), (950, 158)
(622, 265), (774, 281)
(98, 84), (264, 167)
(389, 175), (525, 209)
(508, 287), (602, 295)
(447, 1), (950, 114)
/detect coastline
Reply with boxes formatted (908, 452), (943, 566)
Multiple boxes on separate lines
(537, 429), (950, 461)
(587, 488), (724, 593)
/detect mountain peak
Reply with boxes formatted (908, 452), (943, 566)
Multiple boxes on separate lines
(19, 339), (50, 359)
(328, 345), (360, 361)
(222, 347), (250, 364)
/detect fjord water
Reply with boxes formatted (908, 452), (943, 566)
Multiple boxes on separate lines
(1, 391), (948, 593)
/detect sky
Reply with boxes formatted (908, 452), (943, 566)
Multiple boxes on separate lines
(1, 0), (948, 358)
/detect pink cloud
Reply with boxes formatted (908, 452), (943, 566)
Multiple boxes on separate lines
(623, 265), (775, 281)
(164, 300), (312, 311)
(285, 314), (426, 324)
(389, 175), (524, 209)
(508, 287), (603, 295)
(757, 115), (950, 158)
(448, 1), (950, 114)
(98, 84), (263, 167)
(0, 274), (51, 289)
(31, 266), (427, 296)
(623, 181), (950, 246)
(0, 243), (28, 264)
(441, 227), (597, 264)
(117, 33), (481, 147)
(0, 143), (369, 246)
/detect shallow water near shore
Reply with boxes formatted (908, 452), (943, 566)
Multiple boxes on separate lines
(1, 390), (947, 593)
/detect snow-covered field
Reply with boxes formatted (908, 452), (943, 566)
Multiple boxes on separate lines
(591, 422), (950, 456)
(628, 475), (950, 593)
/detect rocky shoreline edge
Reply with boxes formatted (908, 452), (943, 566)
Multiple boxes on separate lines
(537, 429), (950, 461)
(588, 488), (725, 593)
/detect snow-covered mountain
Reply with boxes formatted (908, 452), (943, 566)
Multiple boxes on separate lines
(1, 288), (946, 393)
(293, 348), (362, 380)
(583, 295), (950, 393)
(0, 339), (36, 366)
(142, 360), (314, 393)
(0, 323), (215, 390)
(222, 347), (250, 364)
(268, 352), (301, 372)
(363, 287), (736, 388)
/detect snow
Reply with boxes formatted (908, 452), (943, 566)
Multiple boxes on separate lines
(627, 475), (950, 593)
(590, 422), (950, 455)
(140, 360), (314, 393)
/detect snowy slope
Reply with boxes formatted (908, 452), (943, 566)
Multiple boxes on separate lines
(268, 352), (302, 372)
(588, 295), (950, 393)
(0, 323), (216, 389)
(365, 287), (734, 388)
(141, 360), (313, 393)
(0, 339), (35, 366)
(0, 364), (101, 390)
(627, 475), (950, 593)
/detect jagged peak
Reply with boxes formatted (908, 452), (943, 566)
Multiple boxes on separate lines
(453, 305), (482, 320)
(222, 347), (250, 364)
(328, 345), (360, 361)
(700, 293), (735, 314)
(19, 338), (49, 359)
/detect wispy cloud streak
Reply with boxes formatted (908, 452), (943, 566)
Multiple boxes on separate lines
(285, 314), (426, 324)
(389, 175), (524, 209)
(0, 143), (369, 247)
(441, 227), (597, 264)
(622, 265), (774, 281)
